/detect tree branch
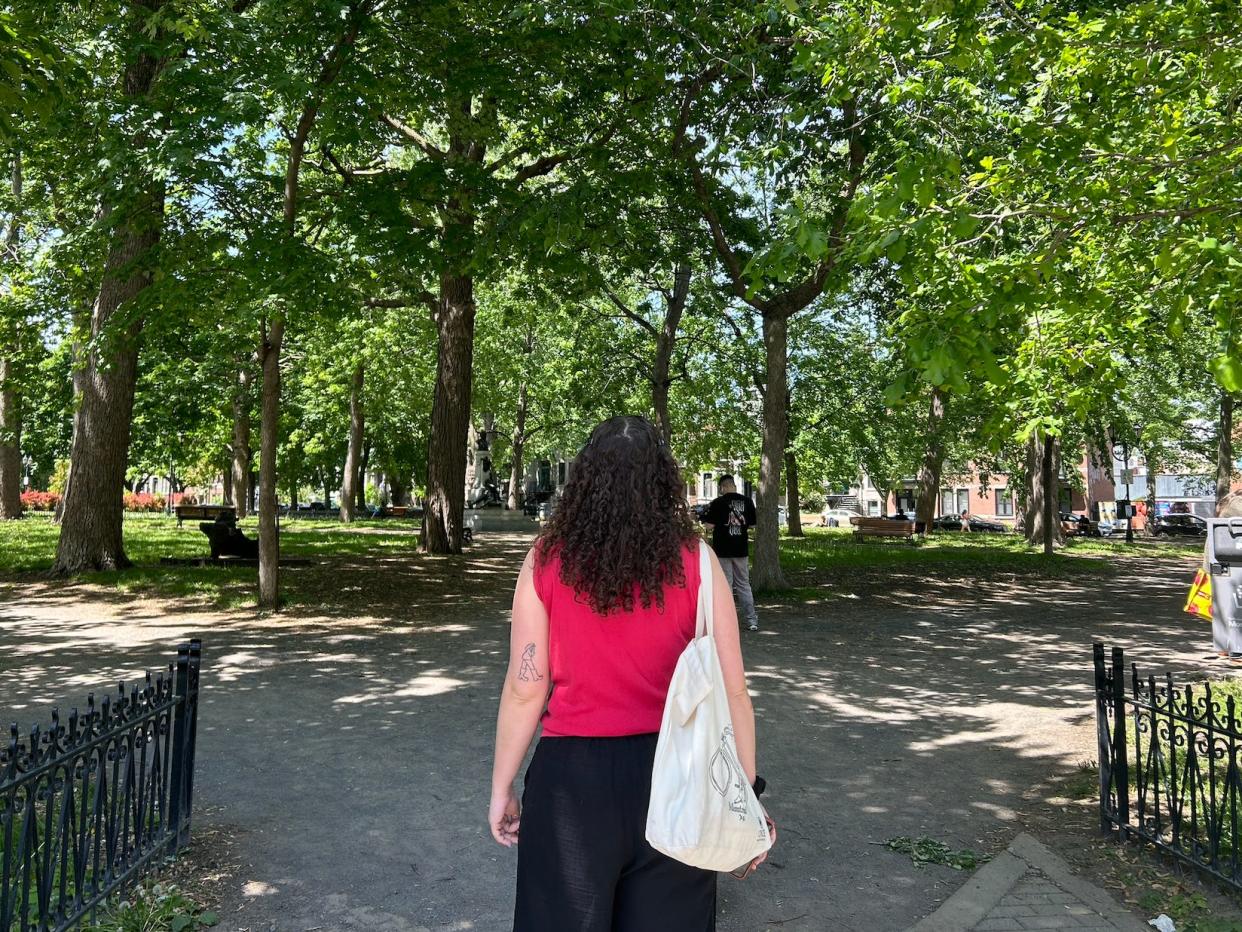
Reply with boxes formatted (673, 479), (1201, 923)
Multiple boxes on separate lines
(603, 287), (659, 337)
(686, 148), (763, 312)
(380, 114), (446, 161)
(508, 106), (629, 184)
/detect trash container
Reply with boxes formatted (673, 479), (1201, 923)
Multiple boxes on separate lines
(1207, 518), (1242, 656)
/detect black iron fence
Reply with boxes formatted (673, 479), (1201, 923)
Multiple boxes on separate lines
(1094, 642), (1241, 893)
(0, 640), (202, 932)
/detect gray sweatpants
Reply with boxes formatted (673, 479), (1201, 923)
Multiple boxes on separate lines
(719, 556), (759, 626)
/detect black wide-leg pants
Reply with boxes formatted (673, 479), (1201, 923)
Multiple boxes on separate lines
(514, 733), (717, 932)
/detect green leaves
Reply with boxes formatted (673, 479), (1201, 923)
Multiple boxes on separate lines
(885, 835), (992, 871)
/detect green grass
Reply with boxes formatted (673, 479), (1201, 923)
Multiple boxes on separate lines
(83, 881), (217, 932)
(778, 526), (1197, 579)
(0, 514), (1203, 611)
(0, 513), (427, 608)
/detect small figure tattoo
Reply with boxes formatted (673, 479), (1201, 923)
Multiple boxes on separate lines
(518, 642), (543, 682)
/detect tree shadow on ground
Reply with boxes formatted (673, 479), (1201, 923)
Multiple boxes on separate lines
(0, 535), (1225, 931)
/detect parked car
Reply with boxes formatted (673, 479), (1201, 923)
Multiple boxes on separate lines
(931, 514), (1008, 533)
(821, 507), (862, 527)
(1152, 513), (1208, 538)
(1060, 513), (1094, 537)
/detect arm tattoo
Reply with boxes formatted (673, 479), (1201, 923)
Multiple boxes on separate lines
(518, 642), (544, 682)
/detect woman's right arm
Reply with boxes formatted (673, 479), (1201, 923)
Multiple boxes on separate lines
(707, 550), (757, 783)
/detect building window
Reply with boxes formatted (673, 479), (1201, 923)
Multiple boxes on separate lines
(702, 472), (714, 499)
(558, 461), (567, 487)
(940, 490), (954, 515)
(957, 489), (969, 515)
(996, 489), (1013, 517)
(868, 500), (880, 516)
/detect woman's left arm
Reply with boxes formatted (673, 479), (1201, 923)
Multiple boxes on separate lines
(489, 549), (552, 847)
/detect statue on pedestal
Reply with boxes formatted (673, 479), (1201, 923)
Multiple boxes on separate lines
(467, 414), (502, 508)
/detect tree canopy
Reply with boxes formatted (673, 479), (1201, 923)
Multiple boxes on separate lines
(1, 0), (1238, 597)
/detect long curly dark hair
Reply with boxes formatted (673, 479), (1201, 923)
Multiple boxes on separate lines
(536, 415), (699, 615)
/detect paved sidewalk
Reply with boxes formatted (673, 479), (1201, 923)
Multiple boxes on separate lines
(1, 540), (1212, 930)
(909, 834), (1147, 932)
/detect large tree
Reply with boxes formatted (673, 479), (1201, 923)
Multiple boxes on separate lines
(53, 0), (173, 572)
(326, 0), (661, 553)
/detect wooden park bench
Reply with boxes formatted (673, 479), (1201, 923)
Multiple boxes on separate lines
(174, 503), (236, 527)
(850, 515), (920, 544)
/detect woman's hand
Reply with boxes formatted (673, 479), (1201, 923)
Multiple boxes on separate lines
(489, 786), (521, 847)
(730, 809), (776, 879)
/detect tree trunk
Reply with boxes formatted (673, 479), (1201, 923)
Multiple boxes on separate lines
(391, 474), (409, 507)
(53, 0), (167, 574)
(231, 367), (251, 518)
(751, 312), (788, 591)
(53, 226), (158, 571)
(0, 354), (21, 520)
(651, 356), (672, 446)
(1218, 393), (1234, 513)
(356, 443), (368, 511)
(507, 378), (528, 512)
(1041, 433), (1055, 556)
(222, 457), (233, 506)
(255, 11), (365, 607)
(257, 316), (283, 608)
(650, 263), (689, 445)
(424, 271), (475, 554)
(340, 361), (364, 522)
(784, 449), (803, 537)
(914, 388), (947, 532)
(0, 152), (23, 519)
(1024, 431), (1063, 551)
(874, 484), (891, 517)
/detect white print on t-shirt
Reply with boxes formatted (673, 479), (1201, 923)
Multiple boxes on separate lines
(727, 500), (747, 536)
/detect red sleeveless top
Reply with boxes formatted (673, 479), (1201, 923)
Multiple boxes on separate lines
(534, 544), (700, 737)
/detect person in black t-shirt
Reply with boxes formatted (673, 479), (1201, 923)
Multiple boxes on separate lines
(701, 474), (760, 631)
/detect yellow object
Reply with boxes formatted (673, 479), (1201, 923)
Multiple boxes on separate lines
(1184, 569), (1212, 620)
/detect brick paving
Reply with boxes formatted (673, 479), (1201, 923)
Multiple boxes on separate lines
(973, 869), (1135, 931)
(909, 834), (1147, 932)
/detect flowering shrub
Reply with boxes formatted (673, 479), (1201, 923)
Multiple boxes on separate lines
(20, 490), (60, 511)
(123, 492), (166, 512)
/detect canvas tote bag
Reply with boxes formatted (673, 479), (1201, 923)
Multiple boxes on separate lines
(646, 540), (772, 871)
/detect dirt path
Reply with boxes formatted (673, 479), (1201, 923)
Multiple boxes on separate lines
(0, 534), (1218, 931)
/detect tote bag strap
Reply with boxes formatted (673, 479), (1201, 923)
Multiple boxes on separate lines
(696, 539), (715, 639)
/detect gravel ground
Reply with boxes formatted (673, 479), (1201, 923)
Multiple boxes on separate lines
(0, 533), (1219, 932)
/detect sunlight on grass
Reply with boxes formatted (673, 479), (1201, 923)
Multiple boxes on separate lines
(0, 513), (1201, 611)
(758, 525), (1201, 603)
(0, 513), (426, 609)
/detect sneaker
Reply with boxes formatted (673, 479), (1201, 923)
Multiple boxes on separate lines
(748, 621), (759, 632)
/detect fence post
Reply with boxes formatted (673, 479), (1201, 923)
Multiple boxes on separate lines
(1111, 645), (1130, 835)
(168, 642), (190, 852)
(1093, 643), (1113, 833)
(180, 639), (202, 846)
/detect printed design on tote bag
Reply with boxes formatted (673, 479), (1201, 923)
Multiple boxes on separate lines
(709, 726), (750, 820)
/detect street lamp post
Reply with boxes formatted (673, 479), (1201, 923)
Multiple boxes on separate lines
(1122, 437), (1134, 544)
(1113, 424), (1144, 544)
